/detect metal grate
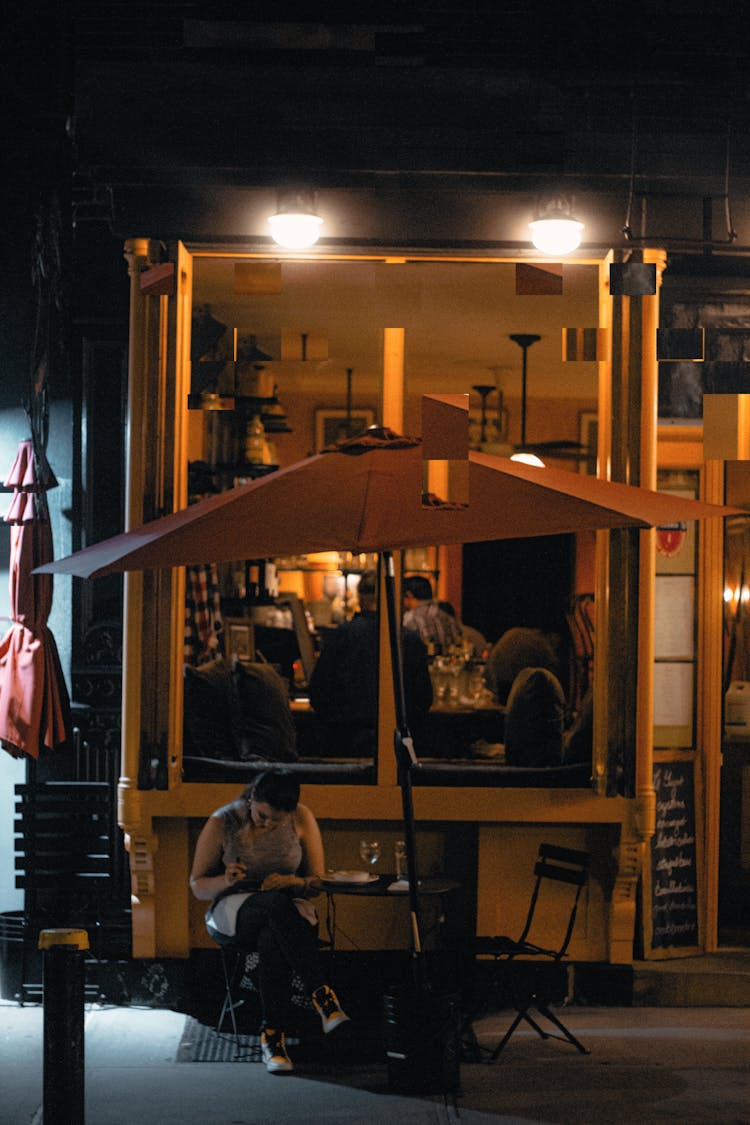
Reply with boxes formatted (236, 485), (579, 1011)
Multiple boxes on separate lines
(176, 1016), (265, 1062)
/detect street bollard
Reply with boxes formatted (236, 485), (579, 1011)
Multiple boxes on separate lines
(39, 928), (89, 1125)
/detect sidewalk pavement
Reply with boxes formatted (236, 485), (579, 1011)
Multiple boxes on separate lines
(2, 1000), (749, 1125)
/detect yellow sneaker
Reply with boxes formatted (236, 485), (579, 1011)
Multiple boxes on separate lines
(311, 985), (350, 1034)
(260, 1028), (293, 1073)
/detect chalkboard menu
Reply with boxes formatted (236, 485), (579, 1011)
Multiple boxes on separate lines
(648, 760), (699, 951)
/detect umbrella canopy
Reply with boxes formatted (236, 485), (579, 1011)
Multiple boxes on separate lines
(36, 436), (738, 580)
(0, 440), (71, 759)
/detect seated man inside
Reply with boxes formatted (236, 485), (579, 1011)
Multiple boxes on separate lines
(437, 600), (488, 660)
(402, 575), (464, 653)
(308, 569), (433, 755)
(190, 770), (349, 1074)
(182, 654), (298, 767)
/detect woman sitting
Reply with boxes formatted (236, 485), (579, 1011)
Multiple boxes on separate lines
(189, 770), (349, 1074)
(503, 666), (566, 768)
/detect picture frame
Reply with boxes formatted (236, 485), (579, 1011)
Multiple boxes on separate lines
(224, 618), (255, 663)
(314, 408), (375, 452)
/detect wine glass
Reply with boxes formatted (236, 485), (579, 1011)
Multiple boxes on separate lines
(394, 839), (407, 880)
(469, 666), (486, 704)
(359, 838), (381, 871)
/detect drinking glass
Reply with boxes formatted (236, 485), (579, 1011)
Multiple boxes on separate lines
(469, 667), (486, 704)
(359, 838), (381, 869)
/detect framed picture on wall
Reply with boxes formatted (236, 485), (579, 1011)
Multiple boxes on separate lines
(315, 408), (375, 452)
(224, 618), (255, 663)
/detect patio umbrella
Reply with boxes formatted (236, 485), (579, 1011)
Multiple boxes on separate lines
(0, 440), (71, 759)
(35, 428), (739, 986)
(35, 432), (737, 579)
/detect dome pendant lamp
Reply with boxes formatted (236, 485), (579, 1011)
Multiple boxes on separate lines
(529, 195), (584, 255)
(268, 190), (324, 249)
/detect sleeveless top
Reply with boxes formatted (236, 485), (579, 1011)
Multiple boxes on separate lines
(219, 799), (303, 880)
(205, 799), (316, 938)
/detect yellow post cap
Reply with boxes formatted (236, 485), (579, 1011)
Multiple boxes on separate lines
(38, 928), (90, 951)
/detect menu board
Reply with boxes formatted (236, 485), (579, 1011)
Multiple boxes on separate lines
(646, 760), (700, 953)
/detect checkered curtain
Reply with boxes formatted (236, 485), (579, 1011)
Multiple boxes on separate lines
(184, 564), (223, 665)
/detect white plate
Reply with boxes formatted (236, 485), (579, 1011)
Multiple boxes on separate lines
(322, 871), (378, 885)
(386, 879), (410, 893)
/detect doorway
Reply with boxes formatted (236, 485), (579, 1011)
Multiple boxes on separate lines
(720, 463), (750, 947)
(462, 533), (575, 697)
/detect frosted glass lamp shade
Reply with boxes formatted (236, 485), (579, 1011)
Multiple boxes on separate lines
(267, 210), (324, 249)
(528, 216), (584, 255)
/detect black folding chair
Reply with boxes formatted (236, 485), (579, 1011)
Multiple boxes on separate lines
(479, 843), (591, 1060)
(215, 944), (248, 1048)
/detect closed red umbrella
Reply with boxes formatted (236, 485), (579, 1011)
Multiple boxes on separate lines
(0, 440), (71, 759)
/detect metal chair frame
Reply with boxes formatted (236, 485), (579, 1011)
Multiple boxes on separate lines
(215, 943), (262, 1059)
(482, 843), (591, 1060)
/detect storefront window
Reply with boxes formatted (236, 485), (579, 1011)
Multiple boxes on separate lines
(180, 253), (599, 786)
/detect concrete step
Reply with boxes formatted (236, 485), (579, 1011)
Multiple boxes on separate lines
(631, 950), (750, 1007)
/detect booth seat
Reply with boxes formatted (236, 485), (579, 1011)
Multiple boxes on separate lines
(180, 658), (590, 787)
(182, 755), (376, 784)
(180, 753), (590, 787)
(410, 758), (592, 788)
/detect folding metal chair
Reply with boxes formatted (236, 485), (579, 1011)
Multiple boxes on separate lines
(481, 843), (591, 1060)
(215, 943), (251, 1055)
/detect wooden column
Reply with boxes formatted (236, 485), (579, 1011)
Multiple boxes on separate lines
(634, 249), (665, 831)
(378, 327), (406, 787)
(598, 248), (667, 961)
(698, 458), (726, 951)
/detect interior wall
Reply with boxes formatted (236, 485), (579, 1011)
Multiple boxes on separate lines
(190, 257), (600, 419)
(187, 253), (601, 647)
(476, 824), (613, 961)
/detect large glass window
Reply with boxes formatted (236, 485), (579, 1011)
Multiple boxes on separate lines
(181, 254), (599, 784)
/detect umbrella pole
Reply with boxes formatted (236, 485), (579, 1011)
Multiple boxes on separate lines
(382, 551), (429, 994)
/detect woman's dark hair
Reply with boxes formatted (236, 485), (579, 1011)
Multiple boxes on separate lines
(243, 770), (300, 811)
(503, 667), (565, 768)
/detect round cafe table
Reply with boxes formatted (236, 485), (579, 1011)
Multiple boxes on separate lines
(319, 873), (461, 951)
(321, 873), (459, 896)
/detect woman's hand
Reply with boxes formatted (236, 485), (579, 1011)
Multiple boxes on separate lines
(224, 861), (247, 887)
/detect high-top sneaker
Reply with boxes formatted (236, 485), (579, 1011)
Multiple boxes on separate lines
(311, 985), (350, 1034)
(260, 1028), (293, 1073)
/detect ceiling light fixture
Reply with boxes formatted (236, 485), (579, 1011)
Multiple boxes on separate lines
(509, 450), (546, 467)
(267, 190), (324, 249)
(529, 195), (584, 255)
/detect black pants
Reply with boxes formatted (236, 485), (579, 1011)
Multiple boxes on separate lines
(232, 890), (325, 1028)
